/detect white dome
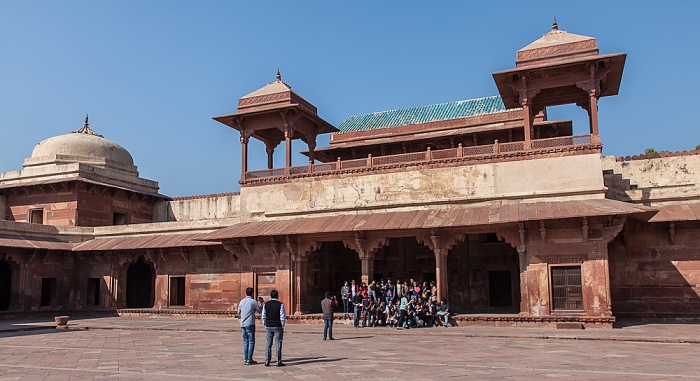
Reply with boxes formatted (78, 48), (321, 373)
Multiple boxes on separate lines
(25, 119), (137, 173)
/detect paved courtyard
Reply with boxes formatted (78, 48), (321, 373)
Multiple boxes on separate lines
(0, 316), (700, 380)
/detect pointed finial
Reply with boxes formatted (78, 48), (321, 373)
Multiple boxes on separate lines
(552, 16), (558, 31)
(276, 69), (281, 82)
(71, 114), (103, 137)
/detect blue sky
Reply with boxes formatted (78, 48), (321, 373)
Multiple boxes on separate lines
(1, 1), (698, 197)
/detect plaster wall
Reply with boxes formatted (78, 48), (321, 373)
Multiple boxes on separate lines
(0, 195), (5, 220)
(241, 154), (605, 219)
(154, 194), (241, 222)
(602, 155), (700, 204)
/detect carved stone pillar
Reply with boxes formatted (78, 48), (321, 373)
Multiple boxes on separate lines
(284, 126), (293, 169)
(498, 223), (529, 315)
(343, 233), (387, 286)
(287, 236), (318, 315)
(307, 135), (317, 164)
(434, 249), (448, 301)
(240, 129), (251, 177)
(417, 231), (464, 302)
(265, 142), (276, 170)
(291, 253), (308, 315)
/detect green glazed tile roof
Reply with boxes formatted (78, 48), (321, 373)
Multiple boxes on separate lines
(337, 95), (513, 133)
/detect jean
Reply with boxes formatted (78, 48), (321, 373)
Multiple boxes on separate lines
(438, 311), (449, 326)
(342, 298), (349, 315)
(241, 324), (255, 361)
(265, 326), (284, 365)
(354, 306), (362, 327)
(323, 318), (333, 339)
(397, 309), (408, 328)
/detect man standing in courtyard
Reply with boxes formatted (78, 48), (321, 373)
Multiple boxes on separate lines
(237, 287), (263, 365)
(262, 289), (286, 366)
(321, 291), (338, 340)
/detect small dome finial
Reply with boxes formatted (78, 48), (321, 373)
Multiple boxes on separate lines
(552, 16), (558, 31)
(276, 69), (281, 82)
(71, 114), (103, 137)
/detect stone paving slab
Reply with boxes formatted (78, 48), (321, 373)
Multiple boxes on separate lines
(0, 318), (700, 380)
(2, 315), (700, 343)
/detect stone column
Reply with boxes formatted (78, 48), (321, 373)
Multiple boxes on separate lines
(360, 252), (375, 285)
(265, 143), (275, 169)
(285, 127), (293, 170)
(589, 92), (599, 137)
(240, 131), (250, 177)
(308, 135), (317, 164)
(518, 248), (529, 315)
(434, 249), (448, 301)
(291, 253), (309, 315)
(522, 102), (532, 149)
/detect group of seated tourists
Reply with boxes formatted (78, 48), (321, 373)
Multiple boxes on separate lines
(339, 278), (451, 329)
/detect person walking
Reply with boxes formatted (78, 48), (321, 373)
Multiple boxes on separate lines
(321, 291), (338, 340)
(237, 287), (263, 365)
(262, 289), (286, 366)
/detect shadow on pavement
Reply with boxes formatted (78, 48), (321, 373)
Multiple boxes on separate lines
(285, 356), (347, 365)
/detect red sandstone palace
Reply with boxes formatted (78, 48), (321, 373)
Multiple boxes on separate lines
(1, 22), (698, 328)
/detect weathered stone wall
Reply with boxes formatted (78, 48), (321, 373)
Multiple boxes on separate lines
(154, 194), (240, 222)
(609, 220), (700, 316)
(602, 155), (700, 204)
(241, 154), (605, 219)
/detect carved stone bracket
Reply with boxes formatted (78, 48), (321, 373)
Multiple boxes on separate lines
(144, 249), (156, 268)
(222, 242), (243, 261)
(539, 221), (546, 243)
(270, 237), (280, 257)
(497, 223), (526, 254)
(416, 230), (465, 254)
(669, 222), (676, 245)
(600, 216), (626, 244)
(179, 247), (189, 263)
(342, 232), (388, 259)
(203, 246), (214, 262)
(582, 217), (589, 241)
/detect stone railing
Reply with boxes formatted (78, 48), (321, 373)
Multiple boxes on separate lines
(243, 134), (595, 183)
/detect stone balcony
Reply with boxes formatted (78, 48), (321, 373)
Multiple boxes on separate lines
(241, 134), (598, 186)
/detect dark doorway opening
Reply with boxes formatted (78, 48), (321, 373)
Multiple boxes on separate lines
(87, 278), (100, 306)
(306, 241), (361, 313)
(126, 257), (154, 308)
(0, 261), (11, 311)
(169, 276), (186, 306)
(41, 278), (57, 307)
(488, 271), (513, 307)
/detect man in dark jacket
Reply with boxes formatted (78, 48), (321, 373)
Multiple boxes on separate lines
(262, 289), (286, 366)
(320, 291), (338, 340)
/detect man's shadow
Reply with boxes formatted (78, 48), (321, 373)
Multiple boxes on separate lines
(284, 356), (347, 365)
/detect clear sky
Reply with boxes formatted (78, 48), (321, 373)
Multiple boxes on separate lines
(1, 1), (698, 197)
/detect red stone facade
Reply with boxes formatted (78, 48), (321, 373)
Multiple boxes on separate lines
(4, 181), (155, 227)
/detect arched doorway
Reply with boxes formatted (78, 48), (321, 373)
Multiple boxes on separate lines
(0, 260), (11, 311)
(126, 256), (155, 308)
(447, 233), (520, 313)
(305, 241), (361, 313)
